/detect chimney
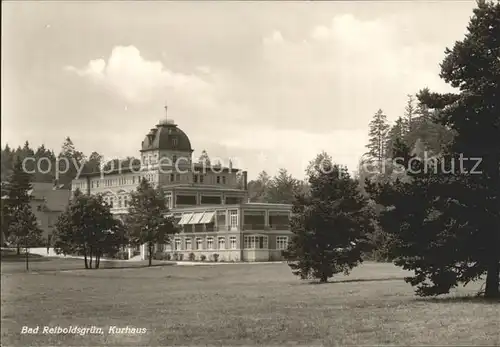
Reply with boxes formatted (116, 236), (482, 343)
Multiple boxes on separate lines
(242, 171), (248, 191)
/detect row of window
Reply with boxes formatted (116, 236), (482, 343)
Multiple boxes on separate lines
(103, 194), (129, 208)
(174, 236), (238, 251)
(79, 172), (229, 189)
(171, 236), (289, 251)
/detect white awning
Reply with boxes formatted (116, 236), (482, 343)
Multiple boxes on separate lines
(178, 213), (194, 225)
(199, 211), (215, 224)
(187, 212), (205, 224)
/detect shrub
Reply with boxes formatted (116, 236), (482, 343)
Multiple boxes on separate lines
(213, 253), (219, 262)
(172, 253), (178, 261)
(200, 254), (206, 261)
(165, 253), (172, 261)
(113, 251), (129, 260)
(188, 252), (196, 261)
(178, 253), (184, 261)
(153, 251), (164, 260)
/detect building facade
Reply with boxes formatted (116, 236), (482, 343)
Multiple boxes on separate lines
(71, 108), (292, 261)
(2, 181), (71, 245)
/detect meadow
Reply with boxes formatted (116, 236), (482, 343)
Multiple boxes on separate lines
(1, 257), (499, 346)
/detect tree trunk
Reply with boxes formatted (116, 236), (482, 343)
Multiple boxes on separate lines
(484, 260), (499, 299)
(84, 247), (88, 269)
(319, 273), (328, 283)
(96, 253), (100, 269)
(89, 247), (93, 269)
(25, 246), (29, 271)
(148, 243), (152, 267)
(17, 244), (20, 255)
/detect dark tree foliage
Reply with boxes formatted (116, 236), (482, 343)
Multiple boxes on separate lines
(53, 189), (125, 269)
(285, 155), (375, 283)
(2, 159), (42, 254)
(368, 0), (500, 299)
(125, 178), (178, 266)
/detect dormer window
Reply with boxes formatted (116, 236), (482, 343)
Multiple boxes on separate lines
(172, 137), (178, 147)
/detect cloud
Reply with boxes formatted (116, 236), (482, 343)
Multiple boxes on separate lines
(65, 46), (212, 103)
(259, 13), (456, 133)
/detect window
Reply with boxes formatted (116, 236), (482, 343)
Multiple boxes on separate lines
(244, 236), (268, 249)
(218, 237), (226, 250)
(196, 238), (203, 250)
(172, 138), (178, 147)
(165, 194), (172, 209)
(96, 181), (99, 188)
(132, 176), (135, 184)
(216, 176), (220, 184)
(172, 155), (177, 164)
(185, 238), (192, 250)
(170, 174), (174, 182)
(230, 210), (238, 228)
(229, 236), (237, 249)
(124, 196), (128, 207)
(176, 174), (180, 182)
(174, 238), (181, 251)
(200, 175), (204, 183)
(118, 196), (122, 208)
(207, 237), (214, 250)
(193, 174), (198, 183)
(222, 176), (226, 184)
(109, 197), (114, 208)
(276, 236), (289, 250)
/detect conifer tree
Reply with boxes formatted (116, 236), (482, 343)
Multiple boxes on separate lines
(285, 155), (374, 283)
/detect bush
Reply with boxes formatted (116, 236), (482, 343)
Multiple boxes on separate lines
(212, 253), (219, 262)
(165, 253), (171, 261)
(188, 252), (196, 261)
(114, 251), (129, 260)
(178, 253), (184, 261)
(172, 253), (178, 261)
(200, 254), (207, 261)
(153, 251), (164, 260)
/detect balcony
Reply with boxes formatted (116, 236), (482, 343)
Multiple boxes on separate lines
(241, 224), (290, 231)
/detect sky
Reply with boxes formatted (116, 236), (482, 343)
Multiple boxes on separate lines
(1, 1), (476, 180)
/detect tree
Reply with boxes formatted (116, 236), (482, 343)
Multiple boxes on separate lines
(366, 109), (390, 165)
(8, 204), (43, 270)
(125, 178), (178, 266)
(83, 151), (103, 173)
(247, 171), (271, 202)
(404, 94), (416, 134)
(385, 117), (407, 159)
(285, 160), (374, 283)
(370, 1), (500, 299)
(58, 137), (86, 188)
(54, 190), (124, 269)
(265, 169), (301, 204)
(198, 150), (211, 167)
(2, 159), (35, 254)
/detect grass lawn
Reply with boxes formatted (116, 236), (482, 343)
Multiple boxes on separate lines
(1, 259), (499, 346)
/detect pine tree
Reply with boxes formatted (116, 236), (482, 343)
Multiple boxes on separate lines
(366, 109), (390, 169)
(369, 1), (500, 299)
(198, 150), (211, 167)
(58, 137), (86, 188)
(2, 159), (38, 254)
(265, 169), (301, 204)
(125, 178), (178, 266)
(386, 117), (407, 159)
(285, 159), (374, 283)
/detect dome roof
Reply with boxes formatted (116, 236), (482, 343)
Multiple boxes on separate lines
(140, 118), (193, 153)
